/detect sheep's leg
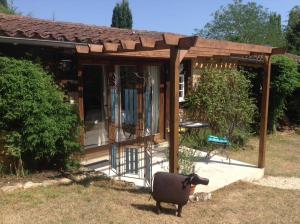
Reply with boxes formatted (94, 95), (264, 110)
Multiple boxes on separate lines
(156, 201), (161, 214)
(177, 204), (183, 217)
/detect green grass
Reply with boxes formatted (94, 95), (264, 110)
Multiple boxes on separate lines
(229, 133), (300, 177)
(0, 180), (299, 224)
(0, 133), (299, 223)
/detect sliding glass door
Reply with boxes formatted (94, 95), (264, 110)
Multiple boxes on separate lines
(83, 65), (108, 149)
(82, 63), (161, 155)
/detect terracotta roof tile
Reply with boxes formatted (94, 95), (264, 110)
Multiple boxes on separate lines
(0, 13), (172, 44)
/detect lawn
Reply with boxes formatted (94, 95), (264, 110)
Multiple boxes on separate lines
(0, 179), (299, 224)
(229, 132), (300, 177)
(0, 132), (299, 224)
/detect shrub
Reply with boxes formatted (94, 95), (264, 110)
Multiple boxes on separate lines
(286, 89), (300, 125)
(179, 148), (196, 175)
(268, 56), (300, 132)
(295, 127), (300, 135)
(181, 129), (213, 151)
(185, 68), (256, 147)
(0, 57), (81, 173)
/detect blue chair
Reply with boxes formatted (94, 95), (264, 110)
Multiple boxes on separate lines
(207, 135), (231, 163)
(207, 135), (229, 145)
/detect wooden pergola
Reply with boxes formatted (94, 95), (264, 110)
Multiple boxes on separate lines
(75, 33), (285, 173)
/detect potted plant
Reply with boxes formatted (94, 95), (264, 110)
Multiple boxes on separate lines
(179, 147), (197, 195)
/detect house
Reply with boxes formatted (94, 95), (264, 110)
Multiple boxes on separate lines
(0, 13), (284, 184)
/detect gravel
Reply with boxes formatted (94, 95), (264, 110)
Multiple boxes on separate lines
(252, 176), (300, 190)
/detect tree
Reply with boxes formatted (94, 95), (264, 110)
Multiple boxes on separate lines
(0, 0), (17, 14)
(196, 0), (285, 47)
(267, 13), (286, 48)
(111, 0), (133, 29)
(286, 6), (300, 55)
(0, 0), (8, 8)
(268, 56), (300, 132)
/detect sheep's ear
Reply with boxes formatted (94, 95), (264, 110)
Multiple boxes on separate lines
(189, 175), (194, 183)
(188, 173), (194, 178)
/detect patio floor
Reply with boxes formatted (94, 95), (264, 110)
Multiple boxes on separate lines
(84, 143), (264, 193)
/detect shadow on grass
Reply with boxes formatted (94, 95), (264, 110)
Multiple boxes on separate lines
(193, 156), (257, 168)
(66, 173), (151, 195)
(131, 203), (177, 216)
(107, 185), (151, 195)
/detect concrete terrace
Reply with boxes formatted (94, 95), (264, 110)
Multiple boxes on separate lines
(83, 143), (264, 193)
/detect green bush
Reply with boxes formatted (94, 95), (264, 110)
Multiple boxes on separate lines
(185, 68), (256, 147)
(181, 129), (213, 151)
(268, 56), (300, 132)
(179, 148), (196, 175)
(286, 89), (300, 125)
(295, 127), (300, 135)
(0, 57), (81, 173)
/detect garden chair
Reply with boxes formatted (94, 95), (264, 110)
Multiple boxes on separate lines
(206, 135), (231, 163)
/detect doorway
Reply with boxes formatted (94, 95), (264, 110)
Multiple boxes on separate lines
(108, 65), (161, 186)
(83, 65), (108, 149)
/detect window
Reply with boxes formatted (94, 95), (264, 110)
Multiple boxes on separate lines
(179, 64), (185, 102)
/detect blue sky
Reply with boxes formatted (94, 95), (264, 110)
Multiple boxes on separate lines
(13, 0), (300, 35)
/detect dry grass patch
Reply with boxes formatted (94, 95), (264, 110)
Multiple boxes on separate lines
(229, 133), (300, 177)
(0, 179), (299, 224)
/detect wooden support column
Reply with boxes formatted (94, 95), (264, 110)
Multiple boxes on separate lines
(169, 46), (181, 173)
(258, 55), (271, 168)
(77, 65), (85, 145)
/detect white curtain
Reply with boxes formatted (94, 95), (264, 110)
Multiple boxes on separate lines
(147, 66), (160, 134)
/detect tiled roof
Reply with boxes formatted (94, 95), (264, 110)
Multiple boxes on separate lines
(0, 13), (166, 44)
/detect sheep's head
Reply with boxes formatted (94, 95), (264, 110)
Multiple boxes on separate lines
(186, 173), (209, 186)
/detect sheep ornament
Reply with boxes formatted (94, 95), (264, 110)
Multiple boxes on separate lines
(152, 172), (209, 217)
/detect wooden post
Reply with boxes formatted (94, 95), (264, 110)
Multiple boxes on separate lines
(77, 65), (85, 146)
(169, 46), (181, 173)
(258, 55), (271, 168)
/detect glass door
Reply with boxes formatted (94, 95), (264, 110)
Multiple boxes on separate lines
(83, 65), (108, 149)
(116, 65), (139, 142)
(108, 64), (159, 186)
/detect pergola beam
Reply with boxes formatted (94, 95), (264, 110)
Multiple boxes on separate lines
(75, 45), (90, 54)
(103, 42), (119, 52)
(194, 38), (272, 54)
(178, 36), (199, 49)
(163, 33), (182, 46)
(88, 44), (103, 53)
(272, 48), (286, 55)
(188, 50), (231, 57)
(76, 33), (275, 59)
(120, 40), (137, 50)
(189, 46), (251, 55)
(139, 36), (156, 48)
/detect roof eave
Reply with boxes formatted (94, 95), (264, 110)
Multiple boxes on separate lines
(0, 35), (87, 49)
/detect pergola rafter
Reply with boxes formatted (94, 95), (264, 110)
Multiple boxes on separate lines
(75, 32), (285, 173)
(75, 33), (283, 59)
